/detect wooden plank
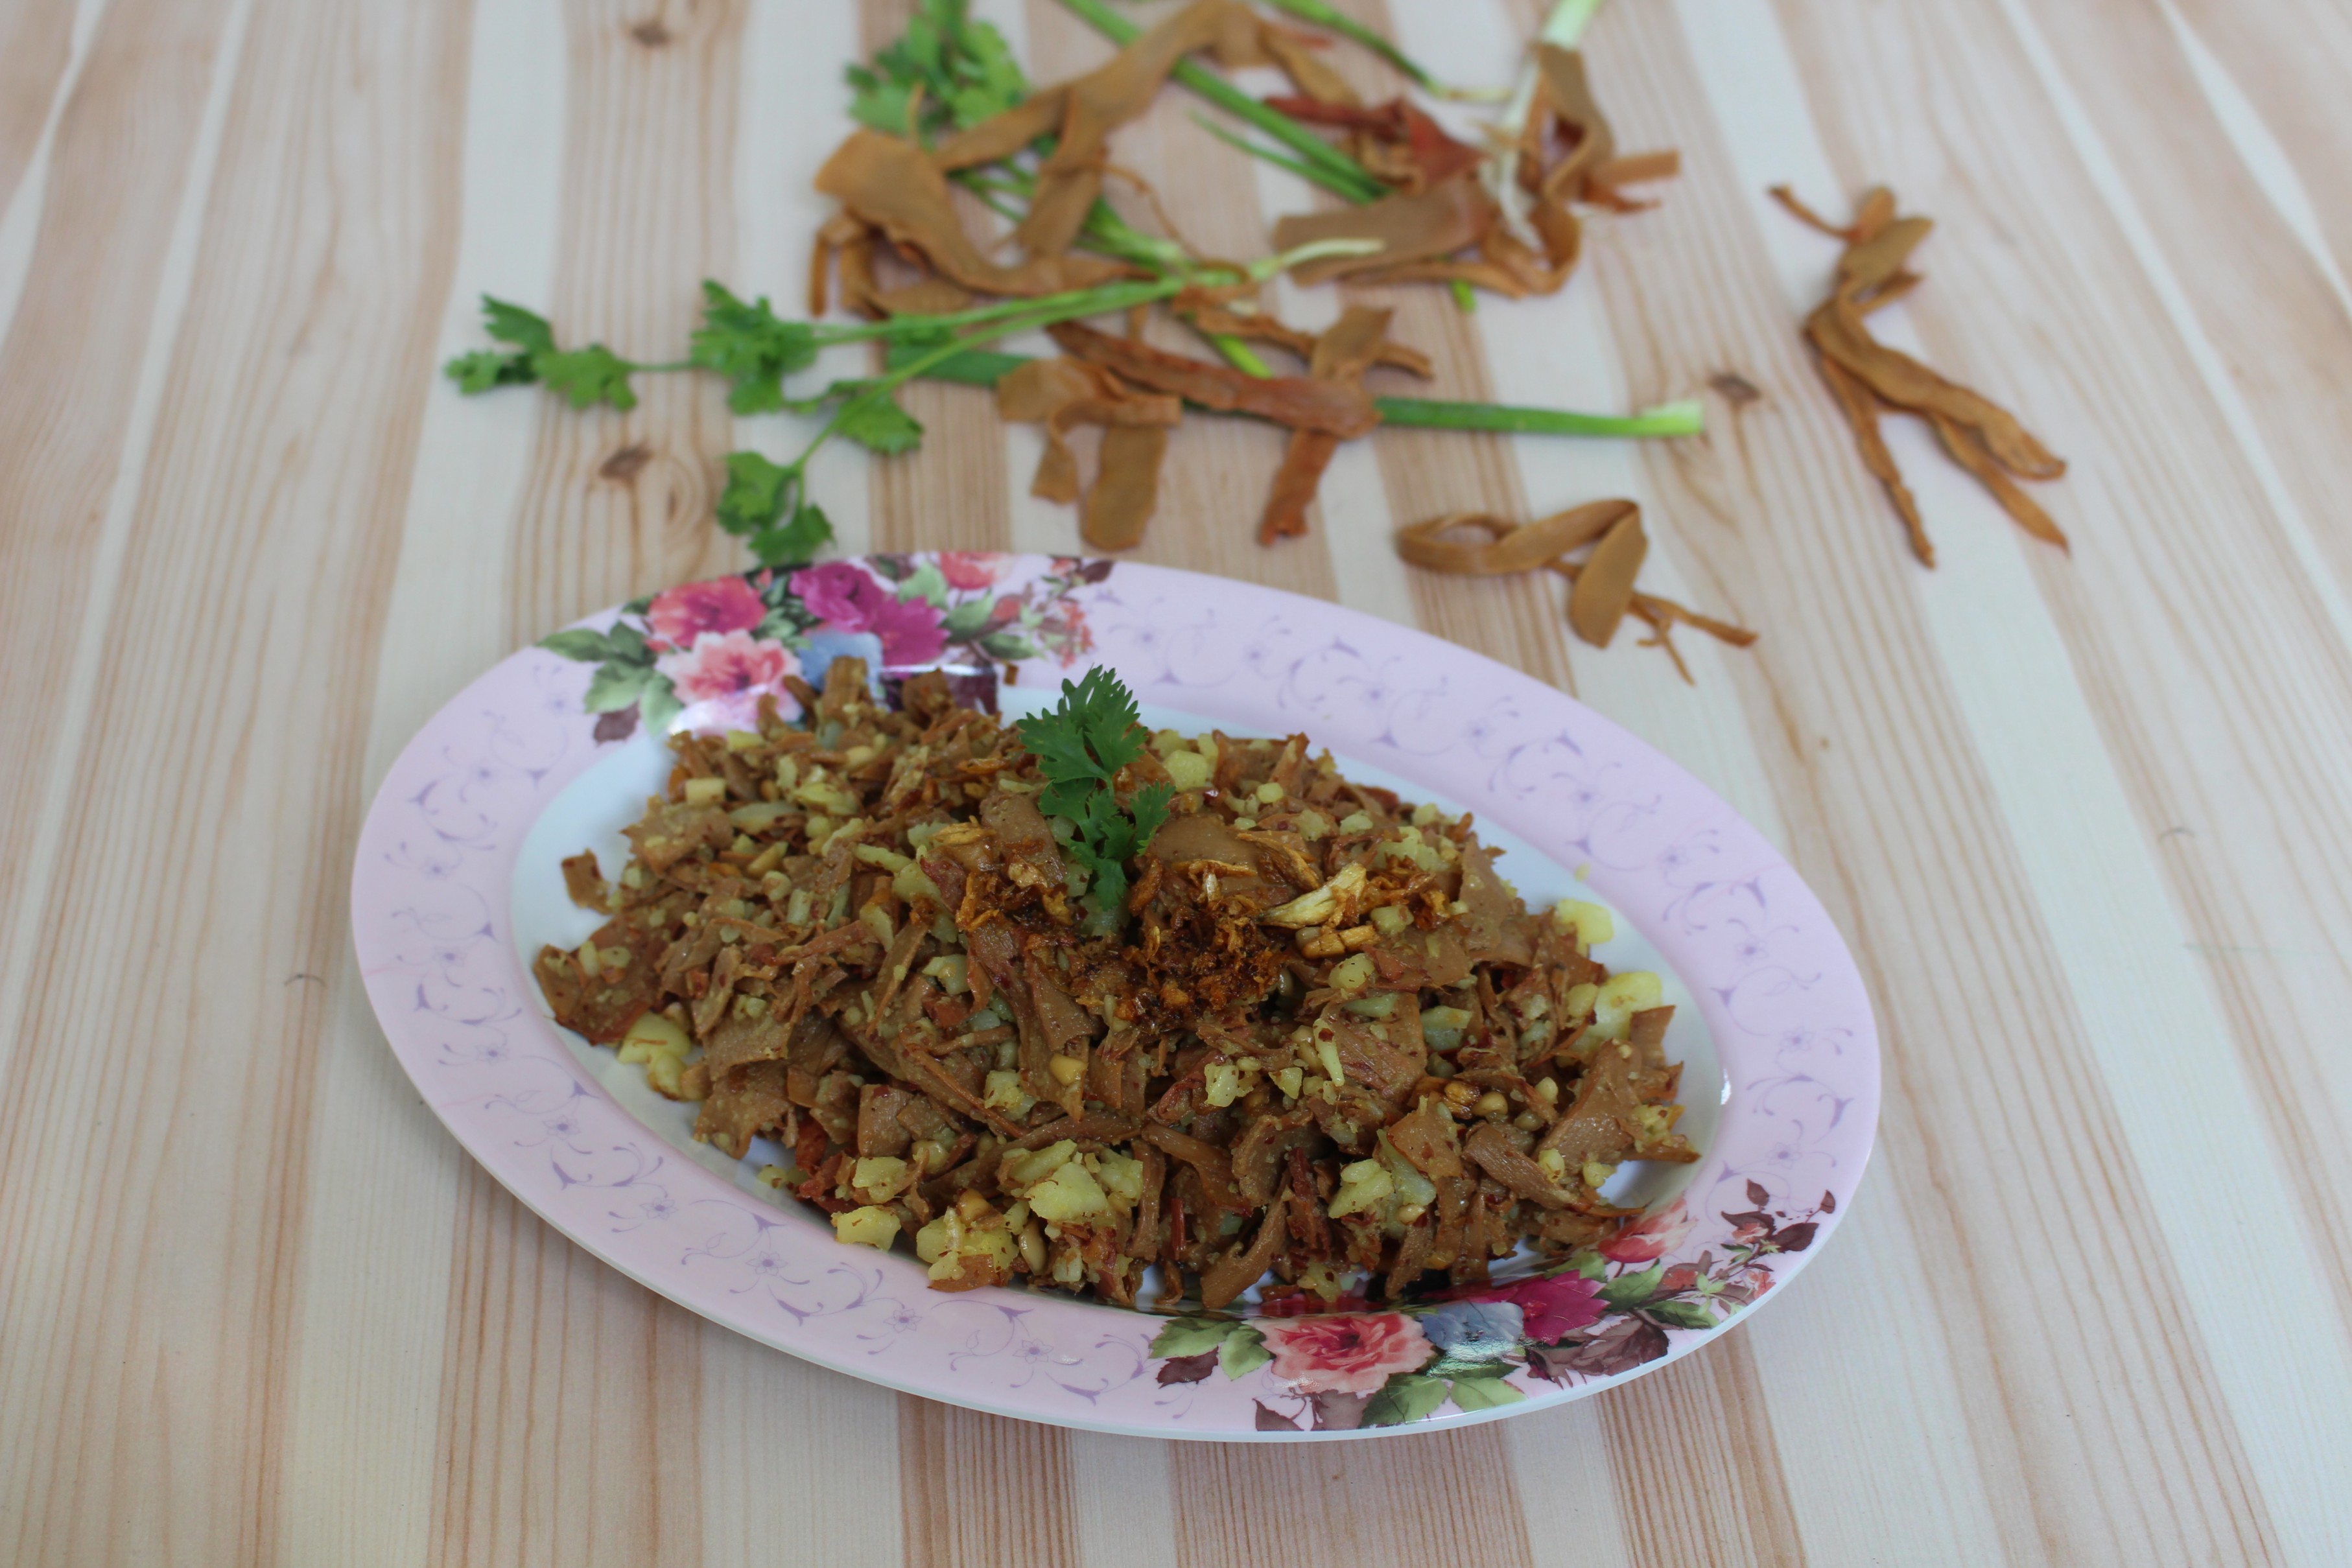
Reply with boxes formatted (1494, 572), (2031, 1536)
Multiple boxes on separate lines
(1761, 3), (2352, 1558)
(0, 0), (238, 1078)
(1172, 1427), (1536, 1568)
(280, 1), (566, 1560)
(1595, 1337), (1804, 1568)
(2169, 0), (2352, 297)
(0, 0), (469, 1563)
(500, 0), (751, 645)
(0, 1), (74, 224)
(1575, 3), (2296, 1562)
(432, 1172), (709, 1567)
(699, 1329), (907, 1567)
(898, 1398), (1083, 1568)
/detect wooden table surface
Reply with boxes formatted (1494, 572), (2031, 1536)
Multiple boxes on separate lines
(5, 0), (2350, 1562)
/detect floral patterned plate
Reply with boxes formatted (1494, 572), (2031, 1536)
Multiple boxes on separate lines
(352, 552), (1878, 1440)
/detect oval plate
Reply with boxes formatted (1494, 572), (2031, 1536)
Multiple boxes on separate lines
(352, 553), (1878, 1440)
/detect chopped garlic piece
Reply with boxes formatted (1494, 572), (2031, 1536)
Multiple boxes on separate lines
(832, 1206), (901, 1250)
(1329, 952), (1374, 994)
(1593, 970), (1664, 1039)
(1328, 1159), (1394, 1218)
(1163, 749), (1212, 791)
(1551, 898), (1616, 952)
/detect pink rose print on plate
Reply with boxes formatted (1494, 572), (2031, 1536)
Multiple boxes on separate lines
(1447, 1270), (1606, 1342)
(645, 574), (765, 652)
(938, 552), (1009, 591)
(1259, 1313), (1433, 1396)
(1597, 1197), (1697, 1264)
(791, 562), (947, 668)
(655, 629), (801, 732)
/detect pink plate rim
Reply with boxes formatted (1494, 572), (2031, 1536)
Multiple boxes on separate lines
(351, 553), (1879, 1441)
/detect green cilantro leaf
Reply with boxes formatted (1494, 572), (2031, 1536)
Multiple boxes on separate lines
(1015, 668), (1162, 925)
(481, 296), (557, 355)
(846, 0), (1028, 145)
(847, 70), (918, 138)
(535, 345), (639, 411)
(690, 281), (818, 414)
(832, 389), (924, 455)
(445, 349), (537, 393)
(446, 297), (558, 393)
(751, 503), (834, 569)
(715, 450), (795, 537)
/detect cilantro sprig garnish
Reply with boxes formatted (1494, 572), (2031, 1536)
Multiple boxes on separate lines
(847, 0), (1028, 143)
(1015, 668), (1171, 930)
(440, 245), (1339, 568)
(445, 299), (644, 409)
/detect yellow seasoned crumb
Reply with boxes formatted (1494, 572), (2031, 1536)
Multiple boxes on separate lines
(1551, 898), (1616, 953)
(832, 1206), (901, 1250)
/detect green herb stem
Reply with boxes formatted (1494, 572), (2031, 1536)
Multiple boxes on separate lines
(1372, 395), (1704, 438)
(816, 277), (1174, 345)
(1188, 113), (1349, 197)
(1257, 0), (1437, 91)
(1208, 335), (1276, 378)
(1056, 0), (1387, 204)
(888, 344), (1702, 437)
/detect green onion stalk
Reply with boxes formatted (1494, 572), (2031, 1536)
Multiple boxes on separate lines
(887, 343), (1704, 439)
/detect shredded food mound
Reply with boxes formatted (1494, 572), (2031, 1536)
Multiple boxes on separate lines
(535, 659), (1697, 1311)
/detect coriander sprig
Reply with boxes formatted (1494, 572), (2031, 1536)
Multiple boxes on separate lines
(1015, 667), (1171, 931)
(846, 0), (1027, 144)
(442, 243), (1370, 567)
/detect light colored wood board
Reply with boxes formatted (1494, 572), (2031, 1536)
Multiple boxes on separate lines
(0, 1), (74, 228)
(0, 0), (239, 1080)
(0, 2), (469, 1565)
(1170, 1424), (1536, 1568)
(364, 0), (565, 766)
(1501, 1399), (1636, 1568)
(429, 6), (766, 1565)
(2021, 0), (2352, 611)
(1763, 3), (2352, 1554)
(279, 971), (471, 1568)
(1977, 0), (2352, 1342)
(1561, 3), (2294, 1562)
(897, 1397), (1083, 1568)
(1731, 1176), (2013, 1568)
(282, 2), (568, 1562)
(1066, 1435), (1179, 1568)
(1593, 1335), (1805, 1568)
(869, 375), (1018, 555)
(500, 0), (752, 646)
(431, 1168), (708, 1568)
(2169, 0), (2352, 299)
(697, 1327), (907, 1568)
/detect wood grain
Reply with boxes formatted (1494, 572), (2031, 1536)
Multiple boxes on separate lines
(0, 1), (74, 224)
(0, 1), (467, 1565)
(4, 0), (2351, 1563)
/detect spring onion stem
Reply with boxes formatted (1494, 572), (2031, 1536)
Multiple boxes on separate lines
(888, 345), (1703, 438)
(1057, 0), (1387, 204)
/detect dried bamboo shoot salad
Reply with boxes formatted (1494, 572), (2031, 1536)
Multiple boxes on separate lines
(536, 662), (1694, 1311)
